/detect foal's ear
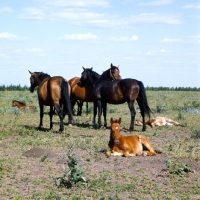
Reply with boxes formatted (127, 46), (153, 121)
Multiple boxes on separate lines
(118, 117), (121, 124)
(110, 117), (113, 124)
(28, 70), (32, 74)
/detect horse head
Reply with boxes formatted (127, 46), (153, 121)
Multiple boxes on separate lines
(110, 117), (121, 144)
(28, 71), (50, 93)
(80, 67), (93, 85)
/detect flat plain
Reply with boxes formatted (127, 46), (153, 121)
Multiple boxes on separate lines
(0, 90), (200, 200)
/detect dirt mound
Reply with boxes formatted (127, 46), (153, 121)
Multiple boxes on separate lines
(22, 146), (57, 158)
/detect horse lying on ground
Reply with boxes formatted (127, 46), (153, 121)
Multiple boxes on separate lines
(135, 116), (184, 127)
(106, 117), (159, 157)
(12, 100), (35, 110)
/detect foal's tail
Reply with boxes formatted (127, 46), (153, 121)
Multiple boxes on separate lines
(61, 79), (73, 125)
(136, 81), (152, 119)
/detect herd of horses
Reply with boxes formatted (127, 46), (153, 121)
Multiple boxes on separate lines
(12, 63), (183, 157)
(27, 63), (152, 133)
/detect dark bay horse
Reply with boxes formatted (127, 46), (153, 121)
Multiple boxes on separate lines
(28, 70), (73, 133)
(12, 100), (35, 110)
(80, 63), (151, 132)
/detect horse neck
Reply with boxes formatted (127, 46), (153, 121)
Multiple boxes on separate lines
(36, 75), (50, 86)
(100, 69), (112, 81)
(88, 72), (100, 87)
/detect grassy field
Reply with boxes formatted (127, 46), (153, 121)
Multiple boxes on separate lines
(0, 90), (200, 200)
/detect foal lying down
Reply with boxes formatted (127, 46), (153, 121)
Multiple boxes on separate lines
(135, 116), (184, 127)
(106, 117), (159, 157)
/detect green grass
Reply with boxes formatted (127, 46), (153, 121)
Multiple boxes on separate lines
(0, 90), (200, 199)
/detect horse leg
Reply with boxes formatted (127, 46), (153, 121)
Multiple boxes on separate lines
(93, 101), (97, 126)
(77, 101), (83, 116)
(49, 105), (54, 130)
(54, 103), (64, 133)
(127, 101), (136, 132)
(97, 100), (102, 128)
(86, 102), (88, 116)
(71, 100), (76, 116)
(39, 104), (44, 128)
(103, 102), (107, 128)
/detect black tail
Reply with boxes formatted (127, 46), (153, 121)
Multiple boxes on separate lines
(136, 81), (152, 119)
(61, 80), (73, 124)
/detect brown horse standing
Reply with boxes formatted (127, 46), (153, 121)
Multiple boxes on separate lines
(28, 70), (73, 133)
(12, 100), (35, 110)
(68, 75), (100, 119)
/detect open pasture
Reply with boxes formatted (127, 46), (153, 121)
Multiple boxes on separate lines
(0, 90), (200, 199)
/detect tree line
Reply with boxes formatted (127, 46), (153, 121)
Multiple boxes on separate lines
(0, 84), (200, 91)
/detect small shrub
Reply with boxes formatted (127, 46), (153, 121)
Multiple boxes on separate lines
(191, 129), (200, 139)
(167, 159), (194, 176)
(155, 104), (167, 113)
(54, 147), (86, 188)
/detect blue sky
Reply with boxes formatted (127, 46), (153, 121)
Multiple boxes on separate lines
(0, 0), (200, 87)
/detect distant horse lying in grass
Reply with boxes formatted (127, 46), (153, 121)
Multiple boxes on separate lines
(106, 117), (159, 157)
(135, 116), (184, 127)
(12, 100), (35, 110)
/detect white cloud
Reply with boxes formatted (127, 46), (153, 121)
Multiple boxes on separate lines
(161, 38), (182, 43)
(0, 6), (13, 13)
(137, 0), (173, 6)
(19, 7), (45, 20)
(182, 3), (200, 9)
(0, 53), (8, 58)
(146, 51), (155, 55)
(38, 0), (110, 7)
(57, 33), (99, 40)
(130, 13), (181, 25)
(0, 32), (29, 41)
(110, 35), (138, 42)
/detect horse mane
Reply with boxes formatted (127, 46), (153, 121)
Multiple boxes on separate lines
(13, 100), (26, 105)
(34, 72), (51, 78)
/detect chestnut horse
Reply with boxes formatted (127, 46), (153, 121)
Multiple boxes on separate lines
(28, 70), (73, 133)
(12, 100), (35, 110)
(106, 117), (157, 157)
(68, 76), (100, 116)
(80, 63), (152, 132)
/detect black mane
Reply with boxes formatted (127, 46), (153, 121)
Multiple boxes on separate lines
(34, 72), (50, 78)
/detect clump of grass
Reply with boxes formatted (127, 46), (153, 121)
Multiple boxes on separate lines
(191, 129), (200, 139)
(167, 159), (194, 176)
(54, 147), (86, 188)
(155, 104), (167, 113)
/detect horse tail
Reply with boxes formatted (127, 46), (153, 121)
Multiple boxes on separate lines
(136, 81), (152, 119)
(61, 79), (73, 124)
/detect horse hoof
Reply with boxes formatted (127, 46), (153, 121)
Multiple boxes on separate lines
(68, 124), (73, 127)
(106, 151), (111, 157)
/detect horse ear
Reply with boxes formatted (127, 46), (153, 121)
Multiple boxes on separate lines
(110, 117), (113, 124)
(90, 67), (93, 70)
(82, 66), (85, 70)
(28, 70), (32, 74)
(110, 63), (113, 68)
(118, 117), (121, 124)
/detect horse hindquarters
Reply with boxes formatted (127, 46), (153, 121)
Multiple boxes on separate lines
(139, 135), (156, 156)
(61, 80), (73, 125)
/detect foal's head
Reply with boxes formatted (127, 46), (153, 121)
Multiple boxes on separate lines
(110, 117), (121, 141)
